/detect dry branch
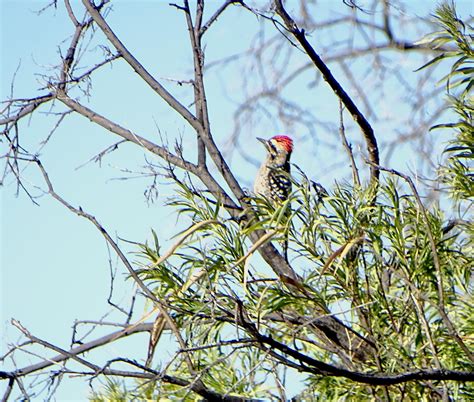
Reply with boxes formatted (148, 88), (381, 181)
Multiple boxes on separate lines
(81, 0), (201, 132)
(236, 302), (474, 386)
(273, 1), (379, 186)
(0, 321), (251, 402)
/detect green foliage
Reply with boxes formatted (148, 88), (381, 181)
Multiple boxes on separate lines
(417, 2), (473, 200)
(90, 379), (133, 401)
(438, 95), (474, 200)
(101, 174), (472, 400)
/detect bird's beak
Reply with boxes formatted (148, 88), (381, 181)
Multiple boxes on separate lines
(256, 137), (268, 149)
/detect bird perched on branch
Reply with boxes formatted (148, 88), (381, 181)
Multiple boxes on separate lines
(253, 135), (293, 203)
(252, 136), (374, 360)
(254, 135), (293, 260)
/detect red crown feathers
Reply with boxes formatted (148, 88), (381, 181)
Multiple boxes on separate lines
(271, 135), (293, 153)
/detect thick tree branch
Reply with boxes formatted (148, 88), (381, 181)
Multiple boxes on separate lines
(237, 303), (474, 386)
(58, 6), (92, 90)
(180, 0), (246, 203)
(82, 0), (246, 208)
(56, 93), (240, 212)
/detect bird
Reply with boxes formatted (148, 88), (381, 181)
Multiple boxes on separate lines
(253, 135), (293, 203)
(253, 135), (294, 261)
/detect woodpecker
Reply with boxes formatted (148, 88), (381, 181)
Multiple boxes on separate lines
(253, 135), (293, 203)
(253, 135), (293, 261)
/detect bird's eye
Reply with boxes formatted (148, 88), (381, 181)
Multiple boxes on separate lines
(269, 142), (277, 158)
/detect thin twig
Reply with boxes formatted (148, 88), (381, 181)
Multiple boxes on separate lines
(2, 321), (250, 401)
(200, 0), (240, 36)
(34, 157), (204, 378)
(0, 94), (54, 125)
(56, 93), (198, 173)
(338, 99), (361, 186)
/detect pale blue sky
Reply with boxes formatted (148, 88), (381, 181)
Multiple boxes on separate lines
(1, 0), (472, 400)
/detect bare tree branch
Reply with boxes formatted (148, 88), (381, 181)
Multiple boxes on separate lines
(1, 378), (14, 402)
(182, 0), (207, 168)
(81, 0), (246, 209)
(338, 100), (360, 187)
(1, 321), (251, 402)
(56, 93), (198, 173)
(236, 302), (474, 386)
(266, 1), (380, 186)
(0, 94), (54, 126)
(0, 322), (154, 379)
(80, 0), (201, 132)
(200, 0), (242, 36)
